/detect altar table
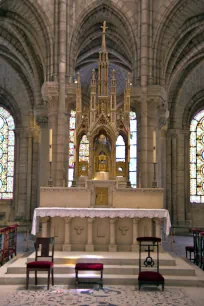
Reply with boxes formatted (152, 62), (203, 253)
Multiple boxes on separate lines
(32, 207), (171, 237)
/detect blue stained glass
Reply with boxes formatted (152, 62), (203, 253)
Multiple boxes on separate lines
(68, 110), (76, 184)
(0, 134), (4, 143)
(190, 109), (204, 203)
(129, 111), (137, 188)
(79, 135), (89, 162)
(0, 107), (15, 199)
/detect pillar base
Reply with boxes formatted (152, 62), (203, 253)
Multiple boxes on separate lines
(108, 244), (117, 252)
(131, 244), (138, 252)
(85, 244), (94, 251)
(62, 244), (72, 251)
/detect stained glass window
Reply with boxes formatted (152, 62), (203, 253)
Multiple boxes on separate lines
(68, 110), (76, 187)
(0, 106), (15, 199)
(79, 135), (89, 161)
(190, 110), (204, 203)
(129, 111), (137, 188)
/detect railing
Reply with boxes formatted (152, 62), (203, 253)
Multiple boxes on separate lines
(170, 226), (204, 251)
(0, 224), (18, 266)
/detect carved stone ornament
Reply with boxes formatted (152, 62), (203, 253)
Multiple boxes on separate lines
(74, 226), (84, 235)
(119, 226), (129, 235)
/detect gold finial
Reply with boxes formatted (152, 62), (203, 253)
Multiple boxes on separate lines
(101, 21), (108, 52)
(92, 69), (96, 80)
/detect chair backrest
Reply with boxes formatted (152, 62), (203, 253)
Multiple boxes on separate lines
(192, 228), (202, 254)
(35, 237), (54, 262)
(137, 237), (161, 273)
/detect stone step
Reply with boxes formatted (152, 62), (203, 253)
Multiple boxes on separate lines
(7, 264), (195, 277)
(0, 273), (204, 287)
(27, 251), (176, 266)
(1, 252), (204, 287)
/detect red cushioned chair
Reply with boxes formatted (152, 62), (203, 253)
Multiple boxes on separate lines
(137, 237), (164, 291)
(26, 237), (54, 290)
(75, 263), (103, 288)
(185, 246), (194, 261)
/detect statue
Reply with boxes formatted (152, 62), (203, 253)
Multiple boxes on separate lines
(98, 151), (107, 172)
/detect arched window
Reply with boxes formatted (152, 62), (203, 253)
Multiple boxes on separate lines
(79, 135), (89, 161)
(0, 106), (15, 199)
(129, 111), (137, 188)
(190, 109), (204, 203)
(68, 110), (76, 187)
(116, 135), (125, 162)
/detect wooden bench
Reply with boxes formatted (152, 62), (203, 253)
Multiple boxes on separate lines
(75, 263), (103, 288)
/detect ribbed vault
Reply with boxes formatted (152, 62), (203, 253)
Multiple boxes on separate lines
(0, 0), (53, 106)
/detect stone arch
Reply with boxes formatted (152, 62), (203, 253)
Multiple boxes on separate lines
(0, 0), (54, 103)
(0, 87), (22, 127)
(153, 0), (204, 85)
(69, 0), (138, 82)
(182, 90), (204, 130)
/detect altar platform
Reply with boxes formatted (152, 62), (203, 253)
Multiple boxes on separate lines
(0, 251), (204, 287)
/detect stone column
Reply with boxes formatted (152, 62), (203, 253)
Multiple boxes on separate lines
(154, 218), (161, 239)
(25, 128), (33, 220)
(85, 218), (94, 251)
(131, 218), (139, 251)
(140, 0), (149, 187)
(63, 217), (72, 251)
(109, 218), (117, 252)
(41, 217), (50, 237)
(154, 218), (164, 252)
(56, 0), (67, 187)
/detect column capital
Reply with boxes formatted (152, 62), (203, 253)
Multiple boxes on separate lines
(154, 218), (161, 225)
(110, 218), (117, 224)
(133, 218), (140, 224)
(64, 217), (72, 224)
(40, 216), (50, 223)
(87, 217), (94, 223)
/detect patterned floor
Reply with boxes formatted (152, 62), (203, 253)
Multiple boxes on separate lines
(2, 285), (194, 306)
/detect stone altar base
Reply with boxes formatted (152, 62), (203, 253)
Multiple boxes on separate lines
(0, 251), (204, 287)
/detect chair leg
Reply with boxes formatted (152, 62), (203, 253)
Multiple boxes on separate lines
(75, 270), (78, 288)
(26, 270), (29, 290)
(35, 271), (37, 285)
(48, 270), (50, 290)
(52, 268), (54, 286)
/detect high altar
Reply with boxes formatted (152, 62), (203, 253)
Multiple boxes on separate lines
(36, 22), (169, 252)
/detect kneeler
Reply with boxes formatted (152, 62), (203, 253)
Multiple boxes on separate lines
(137, 237), (164, 291)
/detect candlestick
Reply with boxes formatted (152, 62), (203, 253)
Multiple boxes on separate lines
(153, 130), (156, 163)
(152, 162), (157, 188)
(49, 129), (52, 162)
(48, 161), (53, 186)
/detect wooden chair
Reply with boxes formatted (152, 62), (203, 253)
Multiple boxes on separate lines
(200, 232), (204, 270)
(8, 225), (18, 259)
(192, 228), (202, 266)
(26, 237), (54, 290)
(137, 237), (164, 291)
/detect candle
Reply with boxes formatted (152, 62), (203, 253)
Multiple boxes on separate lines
(153, 131), (156, 163)
(49, 129), (52, 146)
(49, 129), (52, 162)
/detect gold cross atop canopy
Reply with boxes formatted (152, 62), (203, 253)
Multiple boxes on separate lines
(101, 21), (108, 33)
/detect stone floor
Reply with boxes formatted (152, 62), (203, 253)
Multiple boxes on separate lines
(0, 233), (203, 306)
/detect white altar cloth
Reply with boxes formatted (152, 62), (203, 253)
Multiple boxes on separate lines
(31, 207), (171, 236)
